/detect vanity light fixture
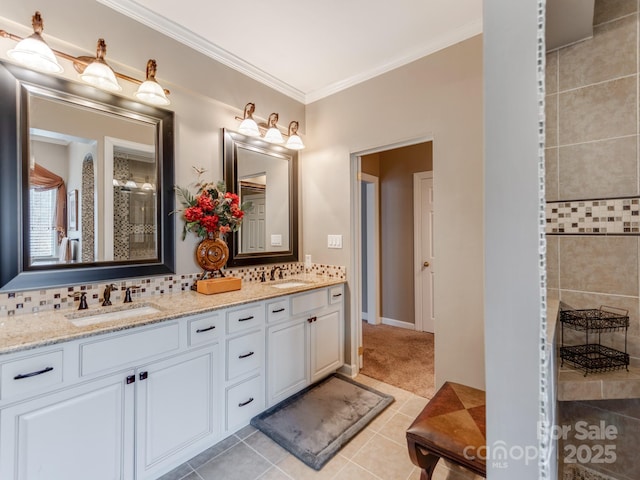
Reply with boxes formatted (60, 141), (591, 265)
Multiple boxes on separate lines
(79, 39), (121, 92)
(234, 102), (305, 149)
(285, 121), (305, 150)
(1, 11), (171, 105)
(135, 59), (170, 106)
(237, 102), (260, 136)
(5, 12), (63, 74)
(263, 113), (284, 144)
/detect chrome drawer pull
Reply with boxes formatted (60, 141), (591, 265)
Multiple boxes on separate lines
(272, 308), (285, 313)
(239, 351), (255, 359)
(196, 325), (216, 333)
(14, 366), (54, 380)
(238, 316), (254, 322)
(238, 397), (254, 407)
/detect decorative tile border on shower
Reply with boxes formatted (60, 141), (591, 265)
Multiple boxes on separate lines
(546, 198), (640, 234)
(0, 262), (346, 318)
(562, 464), (620, 480)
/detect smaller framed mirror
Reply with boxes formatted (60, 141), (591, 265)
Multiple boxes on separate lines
(223, 129), (298, 267)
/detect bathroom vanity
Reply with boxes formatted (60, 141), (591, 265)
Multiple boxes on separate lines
(0, 279), (344, 480)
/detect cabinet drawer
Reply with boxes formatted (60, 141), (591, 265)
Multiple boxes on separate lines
(291, 289), (327, 316)
(267, 299), (290, 324)
(1, 350), (64, 400)
(329, 286), (344, 304)
(188, 312), (223, 346)
(227, 305), (264, 334)
(227, 331), (262, 380)
(80, 323), (180, 376)
(226, 375), (264, 432)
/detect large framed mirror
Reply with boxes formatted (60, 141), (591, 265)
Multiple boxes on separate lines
(223, 129), (298, 267)
(0, 61), (175, 292)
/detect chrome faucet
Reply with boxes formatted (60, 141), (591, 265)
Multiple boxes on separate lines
(269, 266), (283, 281)
(102, 284), (118, 306)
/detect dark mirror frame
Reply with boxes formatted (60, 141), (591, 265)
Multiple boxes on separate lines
(223, 128), (298, 267)
(0, 61), (175, 292)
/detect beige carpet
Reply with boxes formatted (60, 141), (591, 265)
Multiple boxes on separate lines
(360, 321), (435, 399)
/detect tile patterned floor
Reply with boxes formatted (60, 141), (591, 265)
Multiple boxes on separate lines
(158, 375), (483, 480)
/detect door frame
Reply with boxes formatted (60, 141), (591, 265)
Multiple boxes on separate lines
(413, 171), (434, 332)
(348, 134), (434, 376)
(361, 173), (380, 326)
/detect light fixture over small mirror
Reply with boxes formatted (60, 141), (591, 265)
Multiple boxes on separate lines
(234, 102), (305, 149)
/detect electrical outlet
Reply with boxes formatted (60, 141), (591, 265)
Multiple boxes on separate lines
(327, 234), (343, 249)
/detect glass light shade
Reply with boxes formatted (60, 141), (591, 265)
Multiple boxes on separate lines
(141, 182), (155, 191)
(238, 118), (260, 137)
(80, 61), (122, 91)
(135, 79), (170, 106)
(124, 179), (137, 188)
(285, 134), (305, 150)
(264, 127), (284, 144)
(7, 33), (63, 73)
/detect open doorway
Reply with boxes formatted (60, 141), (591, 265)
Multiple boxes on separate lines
(353, 141), (435, 398)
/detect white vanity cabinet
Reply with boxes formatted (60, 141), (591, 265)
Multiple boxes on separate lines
(267, 285), (344, 406)
(0, 316), (221, 480)
(0, 282), (344, 479)
(0, 367), (135, 480)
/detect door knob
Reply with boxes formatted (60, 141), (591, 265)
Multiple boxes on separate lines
(423, 261), (430, 267)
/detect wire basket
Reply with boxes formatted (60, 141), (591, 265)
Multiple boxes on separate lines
(560, 344), (629, 375)
(560, 306), (629, 332)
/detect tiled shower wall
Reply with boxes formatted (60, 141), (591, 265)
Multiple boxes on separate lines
(545, 2), (640, 480)
(545, 1), (640, 366)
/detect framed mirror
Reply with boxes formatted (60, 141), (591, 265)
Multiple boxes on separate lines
(0, 61), (175, 292)
(223, 129), (298, 267)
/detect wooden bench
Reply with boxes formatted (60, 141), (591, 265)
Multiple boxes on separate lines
(406, 381), (486, 480)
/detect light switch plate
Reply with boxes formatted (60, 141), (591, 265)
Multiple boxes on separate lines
(327, 234), (343, 249)
(271, 234), (282, 246)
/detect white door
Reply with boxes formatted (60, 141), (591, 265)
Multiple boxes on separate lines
(267, 318), (308, 406)
(241, 193), (266, 252)
(136, 346), (218, 479)
(414, 172), (434, 332)
(310, 309), (342, 383)
(0, 372), (135, 480)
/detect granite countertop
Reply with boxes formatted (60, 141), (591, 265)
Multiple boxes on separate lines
(549, 297), (640, 401)
(0, 275), (345, 356)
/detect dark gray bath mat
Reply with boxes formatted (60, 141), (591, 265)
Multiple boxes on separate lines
(250, 374), (394, 470)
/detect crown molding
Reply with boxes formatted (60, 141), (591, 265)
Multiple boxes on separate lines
(97, 0), (306, 103)
(304, 18), (483, 104)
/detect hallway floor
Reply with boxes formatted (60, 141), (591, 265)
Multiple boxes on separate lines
(158, 375), (482, 480)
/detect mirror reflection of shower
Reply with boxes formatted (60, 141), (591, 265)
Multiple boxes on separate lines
(112, 145), (157, 261)
(240, 174), (266, 253)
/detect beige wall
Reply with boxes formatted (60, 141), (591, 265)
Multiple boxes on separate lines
(305, 36), (484, 389)
(377, 143), (433, 325)
(0, 2), (485, 390)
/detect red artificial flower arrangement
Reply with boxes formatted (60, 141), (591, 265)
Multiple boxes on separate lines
(175, 168), (251, 240)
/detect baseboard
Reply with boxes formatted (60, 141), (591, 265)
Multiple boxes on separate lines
(338, 364), (357, 378)
(362, 312), (368, 321)
(381, 317), (415, 330)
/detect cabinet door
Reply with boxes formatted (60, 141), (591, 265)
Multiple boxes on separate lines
(310, 308), (343, 384)
(135, 345), (219, 480)
(0, 372), (135, 480)
(267, 318), (308, 406)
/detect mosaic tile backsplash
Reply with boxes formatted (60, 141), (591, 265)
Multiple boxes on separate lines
(546, 198), (640, 234)
(0, 262), (346, 318)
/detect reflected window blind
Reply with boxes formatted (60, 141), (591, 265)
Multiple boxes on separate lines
(30, 188), (57, 258)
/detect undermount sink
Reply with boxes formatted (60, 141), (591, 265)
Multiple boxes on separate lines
(269, 280), (314, 289)
(65, 303), (162, 327)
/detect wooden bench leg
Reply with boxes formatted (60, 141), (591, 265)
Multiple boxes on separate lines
(408, 442), (440, 480)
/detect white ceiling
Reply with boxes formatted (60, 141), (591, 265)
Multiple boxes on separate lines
(97, 0), (483, 104)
